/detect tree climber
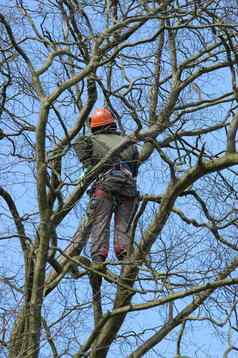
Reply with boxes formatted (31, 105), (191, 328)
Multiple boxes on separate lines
(74, 108), (139, 266)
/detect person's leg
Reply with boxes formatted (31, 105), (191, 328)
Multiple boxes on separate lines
(89, 186), (113, 262)
(114, 195), (137, 260)
(88, 187), (113, 311)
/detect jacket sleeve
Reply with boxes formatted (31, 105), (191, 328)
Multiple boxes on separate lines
(131, 145), (139, 177)
(73, 136), (94, 168)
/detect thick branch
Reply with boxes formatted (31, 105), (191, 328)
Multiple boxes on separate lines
(0, 186), (29, 254)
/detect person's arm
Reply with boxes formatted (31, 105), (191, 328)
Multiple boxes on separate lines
(73, 136), (93, 168)
(131, 145), (139, 177)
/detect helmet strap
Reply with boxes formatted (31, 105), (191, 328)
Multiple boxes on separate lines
(91, 123), (117, 134)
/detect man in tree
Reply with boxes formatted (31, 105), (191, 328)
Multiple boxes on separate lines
(74, 108), (139, 266)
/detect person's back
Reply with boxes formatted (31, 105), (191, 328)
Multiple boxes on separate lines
(74, 108), (139, 263)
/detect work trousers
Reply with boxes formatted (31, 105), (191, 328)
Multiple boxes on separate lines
(87, 185), (137, 261)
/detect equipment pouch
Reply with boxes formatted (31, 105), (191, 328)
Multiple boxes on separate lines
(99, 169), (137, 197)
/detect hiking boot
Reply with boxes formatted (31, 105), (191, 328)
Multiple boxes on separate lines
(91, 255), (106, 271)
(89, 255), (106, 288)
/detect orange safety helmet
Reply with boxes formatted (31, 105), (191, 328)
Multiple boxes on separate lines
(90, 108), (115, 128)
